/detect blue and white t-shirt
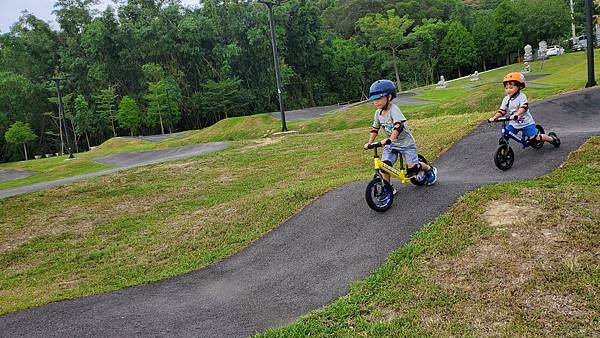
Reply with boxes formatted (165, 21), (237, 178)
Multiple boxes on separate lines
(372, 104), (416, 148)
(499, 92), (535, 128)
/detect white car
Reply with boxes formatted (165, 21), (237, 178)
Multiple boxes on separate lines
(546, 45), (565, 56)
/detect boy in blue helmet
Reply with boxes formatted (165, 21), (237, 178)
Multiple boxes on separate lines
(363, 79), (437, 190)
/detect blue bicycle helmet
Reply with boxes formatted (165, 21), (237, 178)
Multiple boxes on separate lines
(368, 80), (397, 101)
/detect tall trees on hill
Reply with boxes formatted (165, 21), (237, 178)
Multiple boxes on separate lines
(516, 0), (571, 45)
(73, 94), (95, 149)
(494, 0), (524, 64)
(0, 0), (576, 162)
(440, 20), (477, 77)
(410, 19), (449, 84)
(117, 96), (142, 136)
(471, 12), (497, 71)
(94, 87), (118, 137)
(358, 9), (414, 92)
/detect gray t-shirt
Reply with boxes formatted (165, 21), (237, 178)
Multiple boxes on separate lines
(372, 104), (416, 148)
(499, 92), (535, 128)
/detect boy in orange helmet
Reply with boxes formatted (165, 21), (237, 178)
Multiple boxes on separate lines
(488, 72), (560, 146)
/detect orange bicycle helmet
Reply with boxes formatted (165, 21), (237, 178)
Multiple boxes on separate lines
(503, 72), (526, 88)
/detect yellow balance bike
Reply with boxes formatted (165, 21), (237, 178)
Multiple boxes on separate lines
(365, 139), (429, 212)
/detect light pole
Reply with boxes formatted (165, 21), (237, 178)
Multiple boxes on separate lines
(51, 77), (75, 158)
(585, 0), (596, 88)
(258, 0), (288, 132)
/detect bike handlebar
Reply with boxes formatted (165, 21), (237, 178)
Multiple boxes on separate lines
(367, 138), (392, 149)
(489, 116), (517, 123)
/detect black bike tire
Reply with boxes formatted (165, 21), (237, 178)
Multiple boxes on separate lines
(365, 178), (394, 212)
(494, 144), (514, 170)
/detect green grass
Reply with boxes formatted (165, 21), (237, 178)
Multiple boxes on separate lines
(0, 112), (486, 315)
(260, 137), (600, 337)
(2, 52), (597, 190)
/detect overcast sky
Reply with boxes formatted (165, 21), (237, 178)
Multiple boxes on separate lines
(0, 0), (200, 33)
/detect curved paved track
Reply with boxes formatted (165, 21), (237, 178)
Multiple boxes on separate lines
(1, 88), (599, 337)
(0, 142), (229, 199)
(271, 93), (430, 121)
(0, 170), (33, 183)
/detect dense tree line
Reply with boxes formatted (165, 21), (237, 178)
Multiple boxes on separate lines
(0, 0), (589, 162)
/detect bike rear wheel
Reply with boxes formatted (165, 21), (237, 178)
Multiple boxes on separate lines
(494, 144), (514, 170)
(365, 178), (394, 212)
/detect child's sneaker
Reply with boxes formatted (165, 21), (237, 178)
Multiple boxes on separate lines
(548, 132), (560, 148)
(425, 167), (437, 186)
(392, 186), (397, 195)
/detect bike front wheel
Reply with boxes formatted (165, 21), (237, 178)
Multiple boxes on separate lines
(494, 144), (514, 170)
(365, 178), (394, 212)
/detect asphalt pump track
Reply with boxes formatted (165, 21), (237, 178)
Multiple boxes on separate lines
(1, 88), (599, 337)
(0, 142), (229, 199)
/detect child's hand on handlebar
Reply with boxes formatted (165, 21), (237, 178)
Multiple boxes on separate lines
(380, 138), (392, 146)
(363, 143), (370, 150)
(487, 117), (496, 123)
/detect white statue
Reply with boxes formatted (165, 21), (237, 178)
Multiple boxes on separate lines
(537, 41), (548, 60)
(470, 71), (480, 82)
(522, 61), (531, 74)
(524, 44), (533, 62)
(436, 75), (448, 88)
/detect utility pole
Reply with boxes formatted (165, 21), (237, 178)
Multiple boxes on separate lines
(570, 0), (577, 43)
(258, 0), (288, 132)
(52, 77), (75, 158)
(585, 0), (597, 87)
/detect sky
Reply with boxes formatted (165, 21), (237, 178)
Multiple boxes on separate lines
(0, 0), (200, 33)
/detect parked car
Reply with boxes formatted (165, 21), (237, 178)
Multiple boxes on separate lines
(572, 43), (586, 52)
(571, 35), (588, 52)
(546, 45), (565, 56)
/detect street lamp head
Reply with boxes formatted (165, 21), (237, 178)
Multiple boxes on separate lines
(256, 0), (288, 5)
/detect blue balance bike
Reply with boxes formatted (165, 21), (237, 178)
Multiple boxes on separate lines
(490, 117), (560, 170)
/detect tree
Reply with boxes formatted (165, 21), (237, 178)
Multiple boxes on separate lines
(494, 0), (524, 65)
(0, 112), (8, 131)
(409, 19), (449, 84)
(357, 9), (414, 91)
(116, 96), (142, 136)
(283, 0), (324, 106)
(0, 13), (59, 80)
(441, 20), (477, 77)
(322, 0), (389, 38)
(73, 94), (95, 149)
(145, 78), (181, 134)
(0, 72), (33, 122)
(5, 121), (37, 160)
(200, 77), (249, 120)
(94, 87), (118, 137)
(321, 36), (371, 102)
(472, 12), (498, 71)
(162, 77), (182, 133)
(515, 0), (571, 45)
